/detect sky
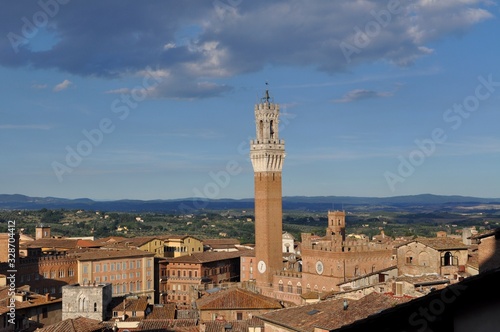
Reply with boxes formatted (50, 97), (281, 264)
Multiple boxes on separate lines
(1, 0), (500, 201)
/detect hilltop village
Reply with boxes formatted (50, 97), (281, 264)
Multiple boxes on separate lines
(1, 92), (500, 331)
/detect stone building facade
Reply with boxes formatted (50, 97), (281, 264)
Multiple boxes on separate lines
(61, 283), (112, 321)
(396, 237), (468, 279)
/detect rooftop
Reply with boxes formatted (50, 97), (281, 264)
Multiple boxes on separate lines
(196, 287), (282, 310)
(70, 248), (154, 261)
(36, 317), (105, 332)
(258, 292), (411, 332)
(397, 237), (468, 250)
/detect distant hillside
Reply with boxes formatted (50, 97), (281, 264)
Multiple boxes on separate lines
(1, 193), (500, 213)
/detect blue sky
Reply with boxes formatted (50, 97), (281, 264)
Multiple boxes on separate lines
(1, 1), (500, 200)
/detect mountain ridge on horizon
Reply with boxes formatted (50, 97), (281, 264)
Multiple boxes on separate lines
(1, 193), (500, 212)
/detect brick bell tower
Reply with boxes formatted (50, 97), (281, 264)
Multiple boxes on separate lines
(250, 89), (285, 288)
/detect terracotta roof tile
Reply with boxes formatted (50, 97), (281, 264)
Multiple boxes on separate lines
(202, 318), (264, 332)
(146, 303), (176, 320)
(21, 238), (80, 250)
(120, 236), (162, 247)
(109, 296), (149, 313)
(70, 248), (154, 261)
(0, 287), (61, 314)
(259, 292), (411, 332)
(395, 274), (451, 286)
(138, 319), (198, 331)
(36, 316), (105, 332)
(396, 237), (468, 250)
(196, 288), (282, 310)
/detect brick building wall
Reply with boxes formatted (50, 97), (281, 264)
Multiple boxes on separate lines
(166, 254), (243, 307)
(240, 254), (255, 282)
(254, 171), (283, 287)
(300, 247), (394, 293)
(478, 233), (500, 273)
(0, 254), (78, 296)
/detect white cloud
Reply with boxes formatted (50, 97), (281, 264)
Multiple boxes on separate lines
(53, 79), (73, 92)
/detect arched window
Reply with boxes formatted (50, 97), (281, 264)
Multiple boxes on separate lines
(405, 250), (414, 264)
(296, 283), (302, 294)
(270, 120), (274, 138)
(443, 252), (453, 266)
(278, 280), (284, 292)
(287, 281), (293, 293)
(259, 120), (264, 140)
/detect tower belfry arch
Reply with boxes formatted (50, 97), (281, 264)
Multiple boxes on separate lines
(250, 88), (285, 288)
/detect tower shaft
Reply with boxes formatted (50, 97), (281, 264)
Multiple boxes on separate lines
(250, 92), (285, 287)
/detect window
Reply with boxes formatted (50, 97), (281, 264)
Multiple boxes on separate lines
(94, 302), (97, 312)
(95, 277), (100, 282)
(59, 270), (65, 278)
(123, 262), (127, 270)
(278, 282), (284, 292)
(296, 284), (302, 294)
(132, 311), (136, 317)
(103, 264), (108, 272)
(442, 252), (453, 266)
(130, 261), (135, 269)
(83, 265), (88, 274)
(68, 268), (74, 277)
(111, 263), (115, 271)
(113, 311), (118, 317)
(137, 260), (141, 268)
(95, 264), (100, 273)
(406, 256), (413, 264)
(287, 283), (293, 293)
(117, 263), (121, 271)
(237, 312), (243, 320)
